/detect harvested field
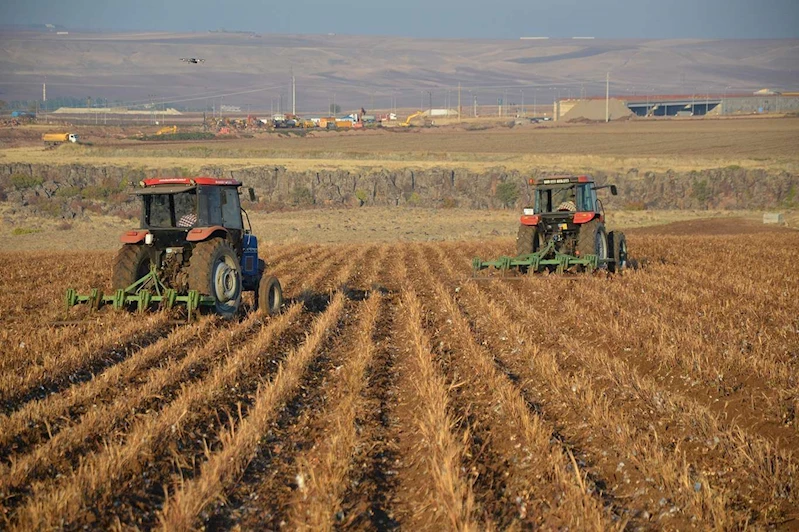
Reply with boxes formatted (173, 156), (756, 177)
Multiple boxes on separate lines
(3, 116), (798, 172)
(0, 219), (798, 529)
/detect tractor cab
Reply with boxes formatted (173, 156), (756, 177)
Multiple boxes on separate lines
(533, 178), (595, 215)
(124, 177), (250, 249)
(135, 177), (243, 230)
(522, 176), (617, 226)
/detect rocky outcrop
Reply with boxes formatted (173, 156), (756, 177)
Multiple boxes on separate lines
(0, 163), (796, 218)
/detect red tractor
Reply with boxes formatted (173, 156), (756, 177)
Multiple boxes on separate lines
(66, 177), (282, 319)
(474, 175), (628, 275)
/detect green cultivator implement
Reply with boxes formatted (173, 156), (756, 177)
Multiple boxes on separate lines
(65, 264), (215, 320)
(472, 238), (608, 277)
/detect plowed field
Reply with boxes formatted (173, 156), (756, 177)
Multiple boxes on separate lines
(0, 220), (797, 530)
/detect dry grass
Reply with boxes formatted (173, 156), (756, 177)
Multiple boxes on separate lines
(0, 205), (781, 251)
(410, 246), (611, 529)
(11, 302), (305, 530)
(0, 220), (797, 529)
(287, 247), (386, 529)
(397, 284), (479, 530)
(158, 294), (344, 531)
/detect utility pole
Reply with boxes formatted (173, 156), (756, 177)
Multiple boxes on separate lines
(291, 72), (296, 115)
(458, 83), (461, 122)
(553, 88), (558, 121)
(605, 72), (610, 123)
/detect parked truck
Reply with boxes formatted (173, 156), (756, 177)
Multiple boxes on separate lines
(42, 133), (79, 145)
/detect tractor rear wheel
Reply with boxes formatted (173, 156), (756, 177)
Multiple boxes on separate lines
(576, 220), (608, 266)
(257, 275), (283, 316)
(608, 231), (628, 273)
(112, 245), (154, 291)
(187, 239), (242, 319)
(516, 224), (544, 256)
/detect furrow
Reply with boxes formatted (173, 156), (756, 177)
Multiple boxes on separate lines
(9, 302), (306, 531)
(0, 314), (175, 415)
(415, 243), (615, 528)
(285, 248), (387, 529)
(388, 247), (481, 530)
(156, 244), (372, 530)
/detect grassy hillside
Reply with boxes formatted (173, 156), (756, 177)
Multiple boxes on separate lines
(1, 31), (797, 111)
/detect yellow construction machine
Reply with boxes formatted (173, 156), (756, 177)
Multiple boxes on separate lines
(401, 111), (425, 127)
(156, 125), (178, 135)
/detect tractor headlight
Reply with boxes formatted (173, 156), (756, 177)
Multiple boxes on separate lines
(145, 233), (154, 245)
(523, 208), (535, 215)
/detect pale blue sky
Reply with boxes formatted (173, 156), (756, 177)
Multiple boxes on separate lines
(1, 0), (798, 38)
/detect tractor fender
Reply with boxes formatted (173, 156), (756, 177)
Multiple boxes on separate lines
(186, 226), (229, 242)
(120, 230), (150, 244)
(572, 212), (596, 224)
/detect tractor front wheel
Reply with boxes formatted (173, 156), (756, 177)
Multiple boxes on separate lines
(187, 239), (242, 319)
(257, 275), (283, 316)
(112, 245), (154, 292)
(576, 220), (608, 267)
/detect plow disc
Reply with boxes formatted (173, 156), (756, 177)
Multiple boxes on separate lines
(65, 265), (215, 320)
(472, 239), (607, 278)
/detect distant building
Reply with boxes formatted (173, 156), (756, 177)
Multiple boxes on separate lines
(425, 109), (458, 117)
(753, 88), (781, 95)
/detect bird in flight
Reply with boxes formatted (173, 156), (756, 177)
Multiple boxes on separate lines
(180, 58), (205, 64)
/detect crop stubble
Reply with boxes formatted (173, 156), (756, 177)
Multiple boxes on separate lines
(0, 221), (797, 529)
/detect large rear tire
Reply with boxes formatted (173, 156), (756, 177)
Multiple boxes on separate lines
(516, 224), (544, 256)
(608, 231), (628, 273)
(187, 239), (242, 319)
(257, 275), (283, 316)
(576, 220), (608, 267)
(111, 245), (154, 291)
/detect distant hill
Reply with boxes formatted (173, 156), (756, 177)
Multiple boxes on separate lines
(0, 31), (797, 114)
